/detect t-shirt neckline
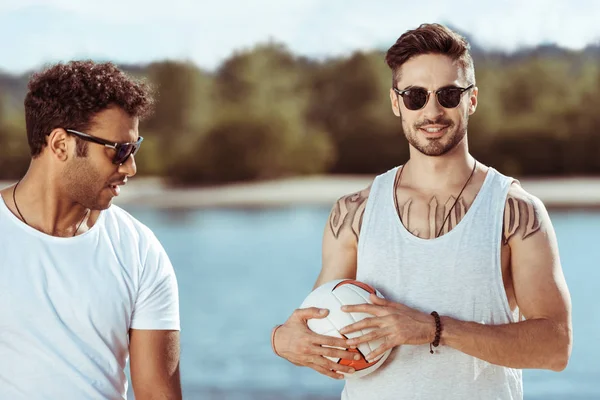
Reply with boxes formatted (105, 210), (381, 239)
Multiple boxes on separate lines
(0, 193), (105, 243)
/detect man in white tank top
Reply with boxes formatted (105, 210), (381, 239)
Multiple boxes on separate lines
(272, 23), (572, 399)
(0, 61), (181, 399)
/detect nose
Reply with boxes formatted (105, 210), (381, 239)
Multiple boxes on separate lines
(118, 154), (137, 177)
(421, 91), (444, 120)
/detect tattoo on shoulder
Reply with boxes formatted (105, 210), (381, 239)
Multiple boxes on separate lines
(329, 191), (368, 241)
(503, 193), (542, 244)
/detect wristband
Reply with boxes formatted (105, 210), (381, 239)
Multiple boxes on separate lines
(271, 324), (283, 357)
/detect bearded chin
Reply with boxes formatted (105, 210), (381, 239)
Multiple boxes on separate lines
(403, 118), (468, 157)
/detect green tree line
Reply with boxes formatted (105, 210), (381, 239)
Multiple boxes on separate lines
(1, 42), (599, 184)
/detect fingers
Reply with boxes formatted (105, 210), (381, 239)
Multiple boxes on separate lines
(296, 343), (357, 374)
(311, 355), (356, 375)
(293, 307), (328, 321)
(345, 328), (387, 347)
(308, 363), (345, 380)
(365, 342), (392, 362)
(370, 293), (388, 305)
(313, 332), (349, 349)
(317, 345), (362, 361)
(341, 303), (387, 316)
(370, 294), (408, 311)
(339, 317), (380, 335)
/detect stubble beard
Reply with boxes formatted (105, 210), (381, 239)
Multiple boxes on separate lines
(63, 156), (109, 210)
(402, 114), (469, 157)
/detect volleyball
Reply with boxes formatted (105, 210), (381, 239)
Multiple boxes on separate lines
(300, 279), (392, 379)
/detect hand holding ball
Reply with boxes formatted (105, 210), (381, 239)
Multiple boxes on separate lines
(299, 279), (392, 378)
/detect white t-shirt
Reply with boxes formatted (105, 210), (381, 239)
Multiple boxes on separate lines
(0, 195), (180, 400)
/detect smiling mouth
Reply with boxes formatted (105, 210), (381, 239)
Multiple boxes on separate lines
(419, 125), (449, 132)
(418, 126), (449, 137)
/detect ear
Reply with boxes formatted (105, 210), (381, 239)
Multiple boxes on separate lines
(390, 88), (401, 117)
(47, 128), (73, 162)
(468, 86), (478, 115)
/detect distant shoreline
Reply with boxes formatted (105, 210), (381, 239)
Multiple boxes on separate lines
(3, 175), (600, 209)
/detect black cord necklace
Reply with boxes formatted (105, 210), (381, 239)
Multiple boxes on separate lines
(12, 180), (90, 237)
(396, 159), (477, 238)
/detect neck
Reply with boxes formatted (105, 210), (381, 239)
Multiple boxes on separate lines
(403, 139), (475, 190)
(12, 162), (90, 237)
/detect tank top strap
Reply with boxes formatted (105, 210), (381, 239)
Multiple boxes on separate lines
(357, 166), (400, 252)
(482, 167), (519, 242)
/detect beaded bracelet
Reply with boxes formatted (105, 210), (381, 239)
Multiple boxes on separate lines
(430, 311), (441, 354)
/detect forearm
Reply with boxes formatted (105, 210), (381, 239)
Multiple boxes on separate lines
(440, 316), (571, 371)
(133, 382), (182, 400)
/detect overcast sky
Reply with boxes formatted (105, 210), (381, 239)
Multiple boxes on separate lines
(1, 0), (599, 74)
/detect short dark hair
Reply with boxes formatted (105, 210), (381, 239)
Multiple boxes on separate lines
(24, 60), (155, 157)
(385, 23), (475, 88)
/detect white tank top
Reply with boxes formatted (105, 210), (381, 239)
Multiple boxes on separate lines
(342, 166), (523, 400)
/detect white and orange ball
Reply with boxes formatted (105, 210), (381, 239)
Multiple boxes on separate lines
(300, 279), (392, 379)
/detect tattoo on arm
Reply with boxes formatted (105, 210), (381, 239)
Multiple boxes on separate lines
(503, 195), (541, 244)
(329, 191), (368, 241)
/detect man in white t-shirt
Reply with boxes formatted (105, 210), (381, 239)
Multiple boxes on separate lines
(0, 61), (181, 399)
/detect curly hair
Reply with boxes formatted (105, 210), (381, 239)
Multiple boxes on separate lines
(385, 23), (475, 88)
(24, 60), (155, 157)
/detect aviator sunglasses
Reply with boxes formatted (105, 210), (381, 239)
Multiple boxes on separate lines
(393, 84), (474, 111)
(65, 129), (144, 165)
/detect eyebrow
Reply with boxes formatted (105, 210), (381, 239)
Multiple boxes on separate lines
(109, 137), (140, 145)
(401, 84), (461, 91)
(115, 134), (140, 145)
(401, 85), (420, 91)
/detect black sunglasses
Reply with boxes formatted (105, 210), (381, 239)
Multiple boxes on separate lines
(65, 129), (143, 165)
(393, 84), (474, 111)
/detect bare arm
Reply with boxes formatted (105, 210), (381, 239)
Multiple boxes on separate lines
(272, 187), (371, 379)
(342, 185), (572, 371)
(129, 329), (182, 400)
(440, 185), (572, 370)
(314, 187), (370, 287)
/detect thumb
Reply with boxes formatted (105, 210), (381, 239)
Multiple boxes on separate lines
(295, 307), (329, 321)
(370, 293), (388, 305)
